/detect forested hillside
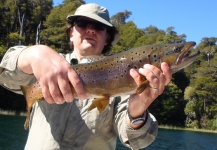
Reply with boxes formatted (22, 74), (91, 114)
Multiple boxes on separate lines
(0, 0), (217, 130)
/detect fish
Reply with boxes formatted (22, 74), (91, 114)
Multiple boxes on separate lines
(21, 42), (200, 129)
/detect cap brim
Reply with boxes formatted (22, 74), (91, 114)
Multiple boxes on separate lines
(67, 14), (113, 27)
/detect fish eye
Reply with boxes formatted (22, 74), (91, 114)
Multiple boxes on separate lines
(173, 47), (181, 52)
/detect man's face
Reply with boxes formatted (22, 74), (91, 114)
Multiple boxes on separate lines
(70, 17), (109, 57)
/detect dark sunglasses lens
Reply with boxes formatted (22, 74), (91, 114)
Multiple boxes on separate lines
(75, 20), (88, 28)
(93, 22), (106, 31)
(75, 20), (106, 31)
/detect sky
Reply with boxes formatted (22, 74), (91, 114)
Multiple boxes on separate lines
(53, 0), (217, 46)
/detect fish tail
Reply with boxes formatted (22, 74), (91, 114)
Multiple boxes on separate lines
(20, 83), (43, 129)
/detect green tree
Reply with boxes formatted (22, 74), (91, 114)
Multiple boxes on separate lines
(163, 26), (186, 43)
(149, 82), (186, 126)
(0, 0), (52, 47)
(110, 10), (132, 26)
(41, 0), (84, 52)
(184, 38), (217, 130)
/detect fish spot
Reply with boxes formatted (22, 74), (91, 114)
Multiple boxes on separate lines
(134, 66), (138, 69)
(128, 65), (131, 68)
(148, 55), (150, 58)
(139, 60), (142, 63)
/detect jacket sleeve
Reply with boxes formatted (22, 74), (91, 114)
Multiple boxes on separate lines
(113, 95), (158, 150)
(0, 46), (36, 94)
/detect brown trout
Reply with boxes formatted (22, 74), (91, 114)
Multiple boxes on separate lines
(21, 42), (199, 129)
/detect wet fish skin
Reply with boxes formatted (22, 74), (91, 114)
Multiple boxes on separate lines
(21, 42), (199, 129)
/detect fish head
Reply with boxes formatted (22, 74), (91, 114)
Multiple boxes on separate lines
(160, 42), (200, 73)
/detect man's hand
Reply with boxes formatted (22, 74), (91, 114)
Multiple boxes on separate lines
(127, 62), (172, 128)
(18, 45), (86, 104)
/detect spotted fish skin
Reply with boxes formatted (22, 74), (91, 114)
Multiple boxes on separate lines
(21, 42), (199, 129)
(73, 42), (198, 98)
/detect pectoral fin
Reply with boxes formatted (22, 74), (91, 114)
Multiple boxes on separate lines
(88, 95), (110, 114)
(136, 75), (149, 94)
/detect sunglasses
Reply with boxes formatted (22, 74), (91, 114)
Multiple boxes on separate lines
(74, 19), (107, 31)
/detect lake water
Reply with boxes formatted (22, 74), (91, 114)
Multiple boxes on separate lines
(0, 114), (217, 150)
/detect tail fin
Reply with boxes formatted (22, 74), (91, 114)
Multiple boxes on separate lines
(20, 82), (43, 129)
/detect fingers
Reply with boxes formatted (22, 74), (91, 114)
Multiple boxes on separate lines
(58, 76), (74, 103)
(131, 63), (172, 97)
(41, 83), (54, 104)
(39, 65), (85, 104)
(40, 76), (65, 104)
(161, 62), (172, 85)
(68, 67), (86, 100)
(129, 69), (143, 85)
(138, 64), (161, 89)
(28, 46), (85, 104)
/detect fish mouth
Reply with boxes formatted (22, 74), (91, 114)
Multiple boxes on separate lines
(172, 42), (200, 73)
(177, 42), (200, 64)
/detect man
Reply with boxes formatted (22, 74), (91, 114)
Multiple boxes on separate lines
(0, 3), (171, 150)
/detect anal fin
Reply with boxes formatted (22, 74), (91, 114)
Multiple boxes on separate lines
(88, 95), (110, 114)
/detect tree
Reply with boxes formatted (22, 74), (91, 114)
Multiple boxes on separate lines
(149, 82), (186, 126)
(110, 10), (132, 26)
(0, 0), (52, 47)
(41, 0), (84, 53)
(163, 26), (186, 43)
(184, 38), (217, 130)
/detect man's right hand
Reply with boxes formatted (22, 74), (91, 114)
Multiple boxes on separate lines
(18, 45), (86, 104)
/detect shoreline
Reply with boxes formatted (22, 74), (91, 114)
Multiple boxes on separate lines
(159, 125), (217, 134)
(1, 110), (217, 134)
(0, 109), (27, 116)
